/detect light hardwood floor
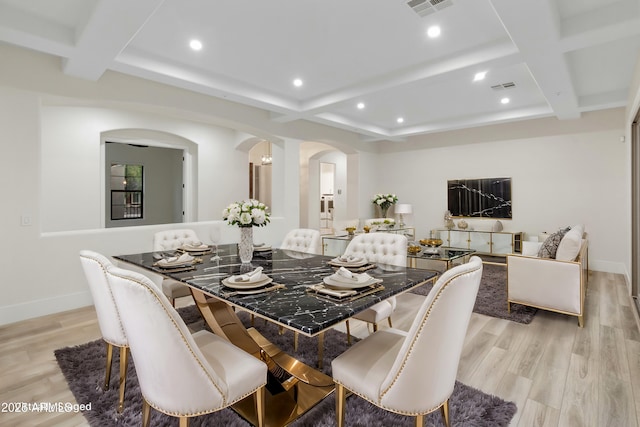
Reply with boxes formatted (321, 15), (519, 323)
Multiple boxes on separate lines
(0, 269), (638, 426)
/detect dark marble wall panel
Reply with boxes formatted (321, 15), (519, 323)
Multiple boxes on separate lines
(448, 178), (512, 218)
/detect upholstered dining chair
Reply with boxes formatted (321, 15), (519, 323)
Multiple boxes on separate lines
(105, 265), (267, 427)
(342, 232), (408, 343)
(153, 229), (201, 306)
(280, 228), (321, 254)
(332, 256), (483, 427)
(78, 250), (130, 413)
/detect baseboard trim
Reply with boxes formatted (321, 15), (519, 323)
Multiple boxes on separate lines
(0, 290), (93, 326)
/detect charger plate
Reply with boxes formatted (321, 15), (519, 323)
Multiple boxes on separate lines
(222, 274), (273, 289)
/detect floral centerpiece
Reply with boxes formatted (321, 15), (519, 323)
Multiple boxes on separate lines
(222, 199), (270, 227)
(372, 193), (398, 218)
(222, 199), (270, 263)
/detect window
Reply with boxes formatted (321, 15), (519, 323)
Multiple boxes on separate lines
(110, 164), (143, 220)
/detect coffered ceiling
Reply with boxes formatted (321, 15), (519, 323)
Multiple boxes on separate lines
(1, 0), (639, 142)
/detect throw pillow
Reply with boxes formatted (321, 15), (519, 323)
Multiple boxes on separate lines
(556, 224), (585, 261)
(537, 227), (570, 259)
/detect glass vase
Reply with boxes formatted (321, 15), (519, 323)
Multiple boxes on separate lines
(238, 226), (254, 263)
(380, 205), (389, 218)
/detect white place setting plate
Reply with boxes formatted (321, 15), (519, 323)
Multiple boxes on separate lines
(222, 274), (273, 289)
(328, 257), (368, 268)
(322, 275), (381, 290)
(180, 243), (211, 252)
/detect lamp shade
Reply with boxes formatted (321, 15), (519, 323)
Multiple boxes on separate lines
(394, 204), (412, 214)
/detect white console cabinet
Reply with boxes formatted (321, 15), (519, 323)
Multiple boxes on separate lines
(433, 229), (523, 256)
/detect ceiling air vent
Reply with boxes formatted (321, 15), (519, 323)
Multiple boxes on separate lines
(406, 0), (454, 17)
(490, 82), (516, 91)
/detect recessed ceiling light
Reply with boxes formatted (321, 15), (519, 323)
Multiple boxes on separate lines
(501, 97), (510, 104)
(397, 117), (404, 124)
(293, 78), (303, 87)
(473, 71), (487, 81)
(189, 39), (202, 51)
(357, 102), (365, 109)
(427, 26), (441, 38)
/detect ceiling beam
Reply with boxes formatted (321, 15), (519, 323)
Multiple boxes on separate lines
(62, 0), (165, 81)
(490, 0), (581, 120)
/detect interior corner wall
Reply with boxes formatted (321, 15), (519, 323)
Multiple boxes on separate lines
(0, 87), (292, 325)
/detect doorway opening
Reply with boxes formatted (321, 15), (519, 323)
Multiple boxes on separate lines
(320, 162), (335, 233)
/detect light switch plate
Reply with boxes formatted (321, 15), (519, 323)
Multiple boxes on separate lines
(21, 214), (32, 226)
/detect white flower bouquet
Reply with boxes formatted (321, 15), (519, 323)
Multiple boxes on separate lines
(222, 199), (270, 227)
(372, 193), (398, 211)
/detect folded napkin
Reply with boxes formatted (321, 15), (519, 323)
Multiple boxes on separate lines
(230, 267), (264, 283)
(181, 241), (209, 250)
(157, 253), (194, 267)
(309, 284), (357, 298)
(331, 267), (373, 284)
(333, 254), (365, 264)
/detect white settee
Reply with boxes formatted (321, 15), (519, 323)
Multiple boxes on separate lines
(506, 224), (588, 327)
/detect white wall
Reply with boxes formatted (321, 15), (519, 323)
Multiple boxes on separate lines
(0, 87), (291, 325)
(0, 43), (634, 325)
(378, 111), (629, 276)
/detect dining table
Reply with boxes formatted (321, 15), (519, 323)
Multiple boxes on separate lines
(115, 243), (438, 427)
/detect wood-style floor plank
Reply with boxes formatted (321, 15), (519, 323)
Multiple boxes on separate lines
(0, 269), (639, 427)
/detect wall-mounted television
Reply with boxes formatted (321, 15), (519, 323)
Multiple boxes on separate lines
(448, 177), (512, 218)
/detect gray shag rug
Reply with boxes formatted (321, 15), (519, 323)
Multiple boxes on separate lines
(411, 262), (537, 324)
(55, 307), (517, 427)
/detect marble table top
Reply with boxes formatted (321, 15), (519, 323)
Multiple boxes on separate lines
(115, 244), (437, 336)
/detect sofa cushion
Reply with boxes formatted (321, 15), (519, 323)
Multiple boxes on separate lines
(556, 224), (584, 261)
(537, 227), (570, 259)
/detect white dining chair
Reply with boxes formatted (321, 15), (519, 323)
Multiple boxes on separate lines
(78, 250), (130, 413)
(280, 228), (321, 254)
(332, 256), (483, 427)
(342, 232), (408, 343)
(105, 265), (267, 427)
(153, 229), (201, 306)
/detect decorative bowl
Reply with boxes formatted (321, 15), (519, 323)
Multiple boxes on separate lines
(407, 245), (422, 255)
(345, 227), (356, 235)
(419, 238), (443, 247)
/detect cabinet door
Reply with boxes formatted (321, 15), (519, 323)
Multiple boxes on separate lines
(491, 232), (514, 255)
(469, 231), (491, 253)
(449, 231), (469, 248)
(322, 237), (350, 256)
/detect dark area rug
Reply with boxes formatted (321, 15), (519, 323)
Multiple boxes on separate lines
(55, 307), (517, 427)
(411, 262), (537, 324)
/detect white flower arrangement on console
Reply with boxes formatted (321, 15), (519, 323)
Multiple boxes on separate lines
(372, 193), (398, 218)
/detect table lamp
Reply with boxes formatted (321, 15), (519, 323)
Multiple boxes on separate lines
(395, 204), (412, 228)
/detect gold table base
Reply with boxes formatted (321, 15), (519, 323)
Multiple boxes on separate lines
(191, 290), (335, 427)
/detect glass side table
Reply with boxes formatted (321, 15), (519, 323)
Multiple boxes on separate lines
(406, 247), (475, 271)
(321, 227), (416, 256)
